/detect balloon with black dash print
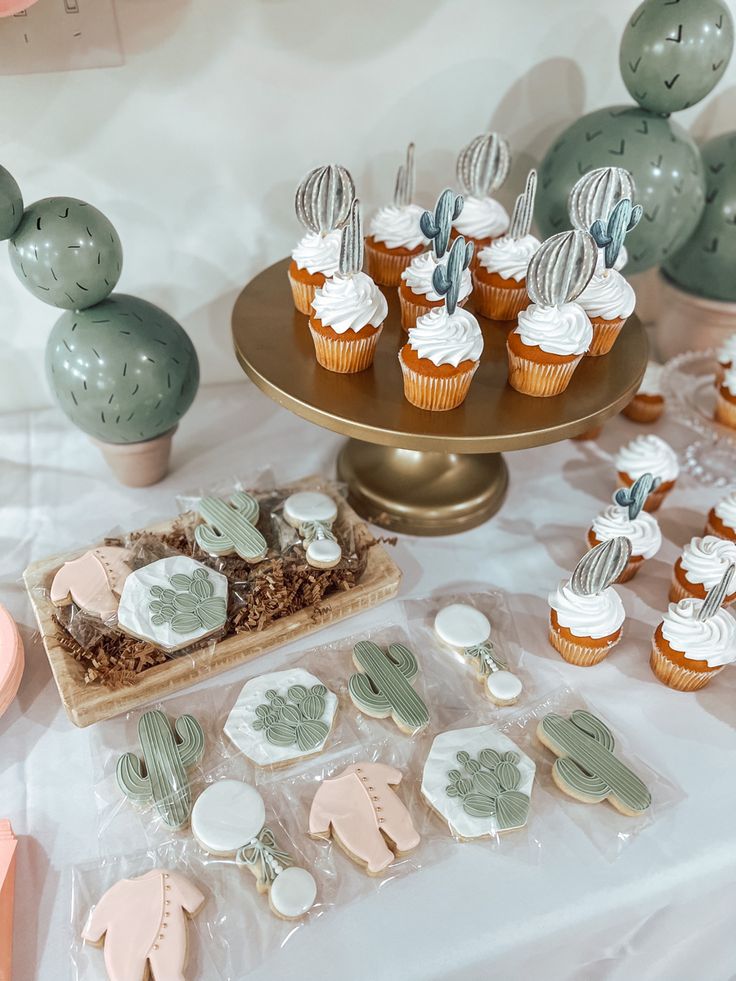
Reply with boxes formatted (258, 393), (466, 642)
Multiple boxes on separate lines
(0, 165), (23, 241)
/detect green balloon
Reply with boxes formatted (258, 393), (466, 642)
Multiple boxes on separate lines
(536, 105), (706, 274)
(9, 196), (123, 310)
(0, 165), (22, 241)
(620, 0), (734, 116)
(663, 132), (736, 301)
(45, 294), (200, 444)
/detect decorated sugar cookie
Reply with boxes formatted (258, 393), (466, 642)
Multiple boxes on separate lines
(433, 603), (523, 705)
(421, 726), (534, 838)
(0, 604), (23, 719)
(194, 491), (268, 563)
(116, 556), (228, 653)
(50, 546), (132, 621)
(191, 779), (317, 920)
(348, 640), (429, 734)
(224, 668), (338, 767)
(309, 762), (420, 874)
(82, 869), (205, 981)
(283, 491), (342, 569)
(117, 709), (205, 829)
(537, 710), (651, 817)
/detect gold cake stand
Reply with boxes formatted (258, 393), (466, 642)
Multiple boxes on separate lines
(232, 258), (648, 535)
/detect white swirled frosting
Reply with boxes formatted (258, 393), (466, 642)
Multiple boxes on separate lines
(715, 491), (736, 529)
(680, 535), (736, 589)
(661, 598), (736, 666)
(291, 229), (341, 276)
(515, 302), (592, 356)
(637, 361), (664, 397)
(477, 234), (540, 282)
(401, 250), (472, 302)
(311, 272), (388, 335)
(615, 434), (679, 482)
(452, 195), (509, 240)
(407, 306), (483, 367)
(594, 244), (628, 274)
(591, 503), (662, 559)
(717, 332), (736, 366)
(577, 268), (635, 321)
(721, 366), (736, 397)
(369, 204), (429, 251)
(549, 581), (625, 639)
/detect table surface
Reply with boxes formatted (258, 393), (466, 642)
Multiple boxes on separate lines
(2, 380), (734, 981)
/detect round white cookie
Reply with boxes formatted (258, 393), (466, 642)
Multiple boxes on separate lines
(191, 780), (266, 855)
(283, 491), (338, 527)
(434, 604), (491, 649)
(486, 671), (523, 704)
(269, 866), (317, 920)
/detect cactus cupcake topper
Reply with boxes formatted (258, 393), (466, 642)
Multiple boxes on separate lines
(339, 198), (364, 277)
(348, 640), (430, 734)
(457, 132), (511, 197)
(590, 198), (643, 271)
(295, 163), (355, 235)
(525, 229), (598, 307)
(614, 472), (660, 520)
(568, 167), (636, 233)
(432, 236), (474, 315)
(571, 536), (632, 596)
(393, 142), (416, 208)
(420, 188), (464, 260)
(698, 563), (735, 621)
(508, 169), (538, 241)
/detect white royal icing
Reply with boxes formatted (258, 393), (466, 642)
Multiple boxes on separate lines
(661, 598), (736, 667)
(311, 272), (388, 335)
(486, 671), (523, 702)
(636, 361), (664, 397)
(477, 234), (540, 282)
(284, 491), (337, 526)
(434, 604), (491, 648)
(591, 503), (662, 560)
(615, 434), (679, 483)
(452, 195), (509, 240)
(576, 268), (635, 321)
(680, 535), (736, 590)
(549, 581), (625, 639)
(269, 866), (317, 919)
(291, 230), (341, 277)
(717, 332), (736, 366)
(715, 491), (736, 530)
(515, 302), (592, 357)
(369, 203), (429, 251)
(191, 780), (266, 854)
(401, 250), (472, 302)
(721, 366), (736, 397)
(407, 306), (484, 367)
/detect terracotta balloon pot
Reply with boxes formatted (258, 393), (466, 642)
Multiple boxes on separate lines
(92, 428), (177, 488)
(656, 273), (736, 362)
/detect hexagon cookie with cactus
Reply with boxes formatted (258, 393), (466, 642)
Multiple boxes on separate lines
(116, 556), (228, 653)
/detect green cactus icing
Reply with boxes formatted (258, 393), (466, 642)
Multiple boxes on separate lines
(420, 189), (463, 260)
(590, 198), (643, 270)
(116, 709), (205, 829)
(432, 236), (474, 315)
(148, 568), (227, 634)
(614, 473), (659, 520)
(195, 492), (268, 563)
(252, 684), (330, 752)
(538, 710), (651, 815)
(445, 748), (530, 829)
(348, 640), (430, 733)
(0, 165), (23, 241)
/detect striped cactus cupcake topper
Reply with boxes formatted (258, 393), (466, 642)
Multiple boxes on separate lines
(456, 132), (511, 197)
(432, 235), (473, 315)
(295, 164), (355, 235)
(614, 472), (660, 520)
(698, 563), (735, 621)
(590, 198), (643, 271)
(571, 536), (632, 596)
(393, 142), (416, 207)
(568, 166), (636, 233)
(420, 188), (464, 260)
(526, 229), (598, 307)
(339, 198), (364, 277)
(508, 169), (537, 241)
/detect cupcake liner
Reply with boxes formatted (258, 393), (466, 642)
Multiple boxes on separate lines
(309, 324), (382, 374)
(507, 345), (581, 397)
(586, 316), (626, 357)
(288, 270), (319, 316)
(704, 513), (736, 542)
(621, 396), (665, 424)
(472, 276), (530, 321)
(364, 242), (413, 287)
(400, 357), (478, 411)
(650, 635), (720, 692)
(548, 620), (620, 666)
(668, 563), (736, 606)
(715, 391), (736, 430)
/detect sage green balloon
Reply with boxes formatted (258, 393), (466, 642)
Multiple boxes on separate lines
(0, 165), (22, 241)
(663, 132), (736, 301)
(620, 0), (734, 116)
(9, 196), (122, 310)
(536, 105), (705, 274)
(45, 293), (200, 444)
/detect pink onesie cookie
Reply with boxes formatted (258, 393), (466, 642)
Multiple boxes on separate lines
(50, 546), (132, 621)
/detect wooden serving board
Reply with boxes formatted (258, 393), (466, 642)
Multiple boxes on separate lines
(23, 495), (401, 728)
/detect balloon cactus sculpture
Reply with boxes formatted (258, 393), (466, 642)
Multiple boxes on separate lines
(2, 166), (199, 486)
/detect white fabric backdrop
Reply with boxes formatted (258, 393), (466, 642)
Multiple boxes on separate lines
(1, 380), (735, 980)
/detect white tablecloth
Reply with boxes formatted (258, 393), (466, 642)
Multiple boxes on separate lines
(1, 381), (734, 981)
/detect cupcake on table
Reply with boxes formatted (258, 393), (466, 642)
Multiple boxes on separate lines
(622, 361), (665, 424)
(716, 332), (736, 385)
(669, 534), (736, 606)
(289, 163), (355, 315)
(705, 490), (736, 542)
(714, 366), (736, 431)
(452, 132), (510, 266)
(398, 189), (471, 330)
(309, 200), (387, 374)
(615, 434), (679, 512)
(507, 229), (597, 398)
(587, 474), (662, 582)
(651, 566), (736, 691)
(364, 143), (429, 287)
(399, 236), (483, 411)
(548, 537), (632, 666)
(474, 169), (540, 321)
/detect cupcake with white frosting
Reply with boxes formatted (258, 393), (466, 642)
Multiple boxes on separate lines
(615, 434), (679, 512)
(622, 361), (665, 424)
(669, 534), (736, 606)
(507, 230), (597, 397)
(364, 143), (429, 287)
(290, 164), (355, 315)
(548, 537), (631, 666)
(587, 474), (662, 582)
(309, 201), (387, 374)
(399, 238), (482, 411)
(715, 366), (736, 431)
(716, 332), (736, 384)
(705, 490), (736, 543)
(452, 132), (510, 266)
(474, 169), (540, 321)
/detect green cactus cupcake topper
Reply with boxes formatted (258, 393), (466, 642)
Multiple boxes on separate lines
(445, 748), (530, 829)
(508, 169), (537, 241)
(456, 133), (511, 197)
(571, 537), (632, 596)
(614, 472), (660, 520)
(591, 198), (643, 271)
(393, 142), (416, 208)
(252, 684), (330, 752)
(526, 229), (598, 307)
(338, 198), (364, 277)
(697, 563), (735, 621)
(420, 189), (464, 260)
(295, 163), (355, 235)
(432, 236), (473, 315)
(148, 568), (227, 635)
(568, 167), (635, 234)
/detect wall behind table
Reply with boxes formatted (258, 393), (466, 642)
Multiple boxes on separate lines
(0, 0), (733, 413)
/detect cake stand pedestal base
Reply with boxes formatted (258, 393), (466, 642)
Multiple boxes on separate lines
(337, 440), (509, 536)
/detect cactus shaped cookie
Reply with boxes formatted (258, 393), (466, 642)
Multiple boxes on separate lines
(348, 640), (429, 734)
(446, 749), (530, 830)
(590, 198), (642, 271)
(117, 709), (205, 829)
(195, 491), (268, 563)
(537, 710), (651, 816)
